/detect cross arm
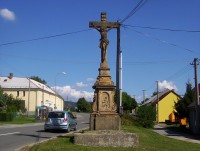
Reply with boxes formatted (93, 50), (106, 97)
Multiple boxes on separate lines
(89, 21), (119, 29)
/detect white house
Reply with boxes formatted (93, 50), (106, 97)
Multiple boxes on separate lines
(0, 73), (64, 114)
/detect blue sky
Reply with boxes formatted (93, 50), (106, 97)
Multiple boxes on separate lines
(0, 0), (200, 102)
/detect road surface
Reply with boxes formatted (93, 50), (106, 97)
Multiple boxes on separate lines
(0, 113), (89, 151)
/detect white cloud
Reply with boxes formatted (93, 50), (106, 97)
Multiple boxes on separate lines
(76, 82), (88, 88)
(86, 78), (95, 82)
(158, 80), (178, 91)
(75, 78), (95, 88)
(52, 85), (94, 102)
(0, 8), (16, 21)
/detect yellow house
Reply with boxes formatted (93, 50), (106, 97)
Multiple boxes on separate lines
(0, 73), (64, 115)
(142, 89), (181, 123)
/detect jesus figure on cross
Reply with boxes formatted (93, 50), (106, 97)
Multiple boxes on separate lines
(89, 12), (119, 67)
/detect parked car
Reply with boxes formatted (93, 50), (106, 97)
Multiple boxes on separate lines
(44, 111), (77, 132)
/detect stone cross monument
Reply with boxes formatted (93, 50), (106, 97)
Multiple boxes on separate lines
(89, 12), (120, 130)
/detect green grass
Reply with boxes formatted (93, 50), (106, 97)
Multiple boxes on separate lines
(123, 125), (200, 151)
(21, 120), (200, 151)
(0, 115), (40, 124)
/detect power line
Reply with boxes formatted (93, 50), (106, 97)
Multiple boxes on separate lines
(165, 65), (192, 81)
(0, 52), (100, 64)
(130, 29), (199, 54)
(1, 52), (190, 66)
(123, 60), (190, 65)
(0, 29), (92, 47)
(122, 24), (200, 33)
(135, 64), (193, 100)
(120, 0), (147, 24)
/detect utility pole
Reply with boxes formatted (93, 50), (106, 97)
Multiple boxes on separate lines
(116, 21), (123, 129)
(191, 58), (200, 133)
(156, 81), (159, 123)
(191, 58), (199, 105)
(28, 77), (30, 116)
(142, 90), (146, 101)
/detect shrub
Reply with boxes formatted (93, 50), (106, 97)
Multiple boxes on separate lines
(121, 113), (142, 127)
(137, 105), (156, 128)
(6, 105), (17, 112)
(122, 114), (135, 126)
(0, 112), (16, 121)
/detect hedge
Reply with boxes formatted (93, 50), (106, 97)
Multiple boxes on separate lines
(0, 112), (17, 121)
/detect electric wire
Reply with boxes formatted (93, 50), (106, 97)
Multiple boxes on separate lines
(120, 0), (147, 24)
(165, 65), (192, 81)
(123, 60), (189, 66)
(122, 24), (200, 33)
(134, 64), (193, 102)
(0, 29), (92, 47)
(130, 29), (199, 54)
(0, 53), (100, 64)
(1, 52), (190, 66)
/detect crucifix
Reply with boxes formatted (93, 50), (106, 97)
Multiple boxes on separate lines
(89, 12), (119, 68)
(89, 12), (121, 131)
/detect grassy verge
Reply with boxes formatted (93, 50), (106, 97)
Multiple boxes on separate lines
(123, 125), (200, 151)
(21, 115), (200, 151)
(0, 115), (40, 124)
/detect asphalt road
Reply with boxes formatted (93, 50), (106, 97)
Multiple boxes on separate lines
(0, 112), (89, 151)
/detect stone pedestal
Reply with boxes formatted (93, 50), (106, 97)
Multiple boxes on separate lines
(74, 130), (139, 148)
(90, 113), (120, 130)
(90, 64), (120, 130)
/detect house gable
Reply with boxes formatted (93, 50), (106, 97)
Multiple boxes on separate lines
(141, 89), (182, 123)
(158, 92), (181, 122)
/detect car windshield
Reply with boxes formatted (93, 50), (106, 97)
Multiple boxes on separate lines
(48, 112), (65, 118)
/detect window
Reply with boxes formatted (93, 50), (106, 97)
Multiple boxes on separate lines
(48, 112), (65, 118)
(17, 91), (19, 97)
(23, 91), (25, 97)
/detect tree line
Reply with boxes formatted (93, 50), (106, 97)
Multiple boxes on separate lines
(76, 92), (137, 113)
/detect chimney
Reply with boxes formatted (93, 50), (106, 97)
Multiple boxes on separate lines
(9, 73), (13, 79)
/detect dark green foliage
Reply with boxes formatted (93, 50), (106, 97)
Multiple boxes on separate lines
(6, 105), (17, 112)
(137, 105), (156, 128)
(64, 101), (77, 111)
(122, 114), (136, 126)
(76, 97), (91, 112)
(0, 87), (6, 109)
(0, 112), (16, 121)
(174, 82), (194, 118)
(0, 86), (26, 114)
(30, 76), (47, 84)
(122, 92), (137, 112)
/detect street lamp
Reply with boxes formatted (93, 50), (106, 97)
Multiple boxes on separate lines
(54, 72), (66, 110)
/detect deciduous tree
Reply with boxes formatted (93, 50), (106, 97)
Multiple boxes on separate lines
(122, 92), (137, 112)
(174, 82), (194, 118)
(76, 97), (91, 112)
(30, 76), (47, 84)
